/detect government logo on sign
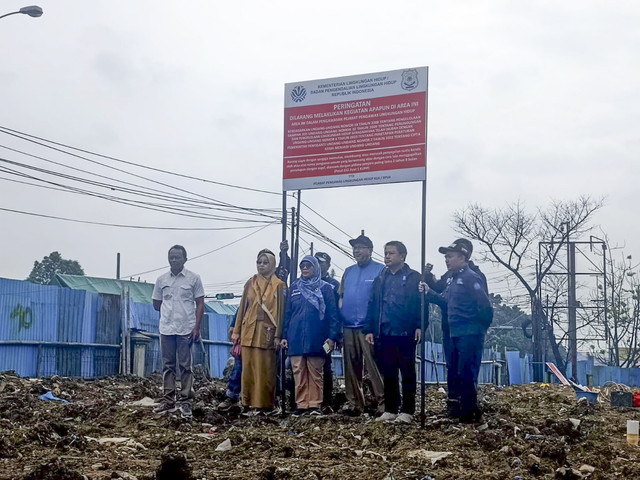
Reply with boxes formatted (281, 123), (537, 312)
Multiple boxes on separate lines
(401, 69), (419, 91)
(291, 85), (306, 103)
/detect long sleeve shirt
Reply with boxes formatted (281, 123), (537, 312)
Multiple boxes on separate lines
(425, 264), (492, 337)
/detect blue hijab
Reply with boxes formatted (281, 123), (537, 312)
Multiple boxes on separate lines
(296, 255), (327, 319)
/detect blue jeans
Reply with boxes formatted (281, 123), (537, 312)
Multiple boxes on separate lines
(449, 334), (485, 417)
(226, 357), (242, 400)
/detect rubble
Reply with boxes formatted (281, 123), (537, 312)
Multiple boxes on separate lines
(0, 369), (637, 479)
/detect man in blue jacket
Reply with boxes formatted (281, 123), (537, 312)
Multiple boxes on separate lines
(421, 238), (493, 423)
(364, 241), (422, 424)
(339, 234), (385, 416)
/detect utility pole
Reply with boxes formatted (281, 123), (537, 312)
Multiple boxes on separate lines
(532, 259), (544, 382)
(568, 241), (578, 381)
(539, 234), (607, 381)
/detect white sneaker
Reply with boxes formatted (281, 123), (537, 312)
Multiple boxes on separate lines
(375, 412), (397, 422)
(395, 413), (413, 424)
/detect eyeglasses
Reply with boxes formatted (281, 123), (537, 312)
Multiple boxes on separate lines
(300, 263), (313, 270)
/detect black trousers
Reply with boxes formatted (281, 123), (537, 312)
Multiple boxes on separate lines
(374, 335), (416, 415)
(323, 351), (333, 406)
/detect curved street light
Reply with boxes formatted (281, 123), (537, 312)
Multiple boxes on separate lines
(0, 5), (43, 20)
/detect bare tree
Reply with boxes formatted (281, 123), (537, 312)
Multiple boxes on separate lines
(590, 251), (640, 367)
(453, 195), (604, 379)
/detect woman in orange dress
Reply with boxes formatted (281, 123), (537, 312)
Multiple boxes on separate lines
(231, 249), (286, 412)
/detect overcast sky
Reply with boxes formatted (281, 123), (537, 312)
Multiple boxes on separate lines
(1, 1), (638, 306)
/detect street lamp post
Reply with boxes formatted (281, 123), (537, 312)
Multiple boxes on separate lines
(0, 5), (43, 20)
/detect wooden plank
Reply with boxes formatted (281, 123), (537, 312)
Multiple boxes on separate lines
(546, 362), (570, 386)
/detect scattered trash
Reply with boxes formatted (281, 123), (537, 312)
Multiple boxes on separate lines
(407, 450), (452, 465)
(527, 454), (541, 464)
(579, 464), (596, 474)
(215, 438), (232, 452)
(96, 437), (131, 445)
(555, 466), (583, 479)
(509, 457), (522, 468)
(627, 420), (639, 446)
(128, 397), (158, 407)
(576, 390), (598, 404)
(37, 391), (69, 403)
(524, 434), (545, 441)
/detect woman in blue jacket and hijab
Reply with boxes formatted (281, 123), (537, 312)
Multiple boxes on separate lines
(281, 255), (340, 416)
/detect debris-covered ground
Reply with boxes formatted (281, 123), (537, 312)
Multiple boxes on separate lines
(1, 369), (639, 480)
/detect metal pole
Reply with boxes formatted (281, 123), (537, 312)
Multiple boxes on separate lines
(601, 243), (610, 363)
(126, 287), (132, 375)
(281, 192), (287, 241)
(280, 347), (287, 415)
(420, 68), (429, 428)
(294, 190), (302, 271)
(289, 207), (296, 284)
(116, 253), (121, 280)
(568, 242), (577, 381)
(120, 288), (126, 374)
(420, 179), (427, 428)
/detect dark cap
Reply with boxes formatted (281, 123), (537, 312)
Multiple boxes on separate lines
(438, 239), (473, 259)
(349, 234), (373, 249)
(315, 252), (331, 264)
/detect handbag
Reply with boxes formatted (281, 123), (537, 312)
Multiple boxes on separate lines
(231, 340), (242, 359)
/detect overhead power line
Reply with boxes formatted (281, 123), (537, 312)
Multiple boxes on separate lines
(0, 125), (282, 196)
(0, 206), (277, 231)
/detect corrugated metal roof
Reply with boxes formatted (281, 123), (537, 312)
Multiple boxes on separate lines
(52, 274), (155, 304)
(54, 274), (218, 313)
(205, 301), (238, 315)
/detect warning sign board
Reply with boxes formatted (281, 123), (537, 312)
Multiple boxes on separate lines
(283, 67), (428, 191)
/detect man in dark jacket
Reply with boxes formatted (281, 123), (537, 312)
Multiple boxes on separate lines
(364, 241), (422, 424)
(423, 238), (488, 418)
(422, 238), (492, 423)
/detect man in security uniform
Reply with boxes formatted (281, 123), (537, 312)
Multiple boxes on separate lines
(421, 238), (493, 423)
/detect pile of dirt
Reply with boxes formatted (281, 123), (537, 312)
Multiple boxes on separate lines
(0, 370), (638, 479)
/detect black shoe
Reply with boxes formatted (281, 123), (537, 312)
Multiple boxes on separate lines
(341, 406), (361, 417)
(321, 405), (334, 415)
(459, 410), (483, 424)
(446, 399), (462, 418)
(179, 402), (192, 419)
(308, 408), (322, 416)
(263, 406), (282, 416)
(218, 398), (240, 412)
(292, 409), (307, 417)
(153, 402), (177, 415)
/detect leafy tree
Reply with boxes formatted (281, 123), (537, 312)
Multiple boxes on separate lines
(26, 251), (85, 285)
(452, 195), (604, 379)
(485, 294), (533, 354)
